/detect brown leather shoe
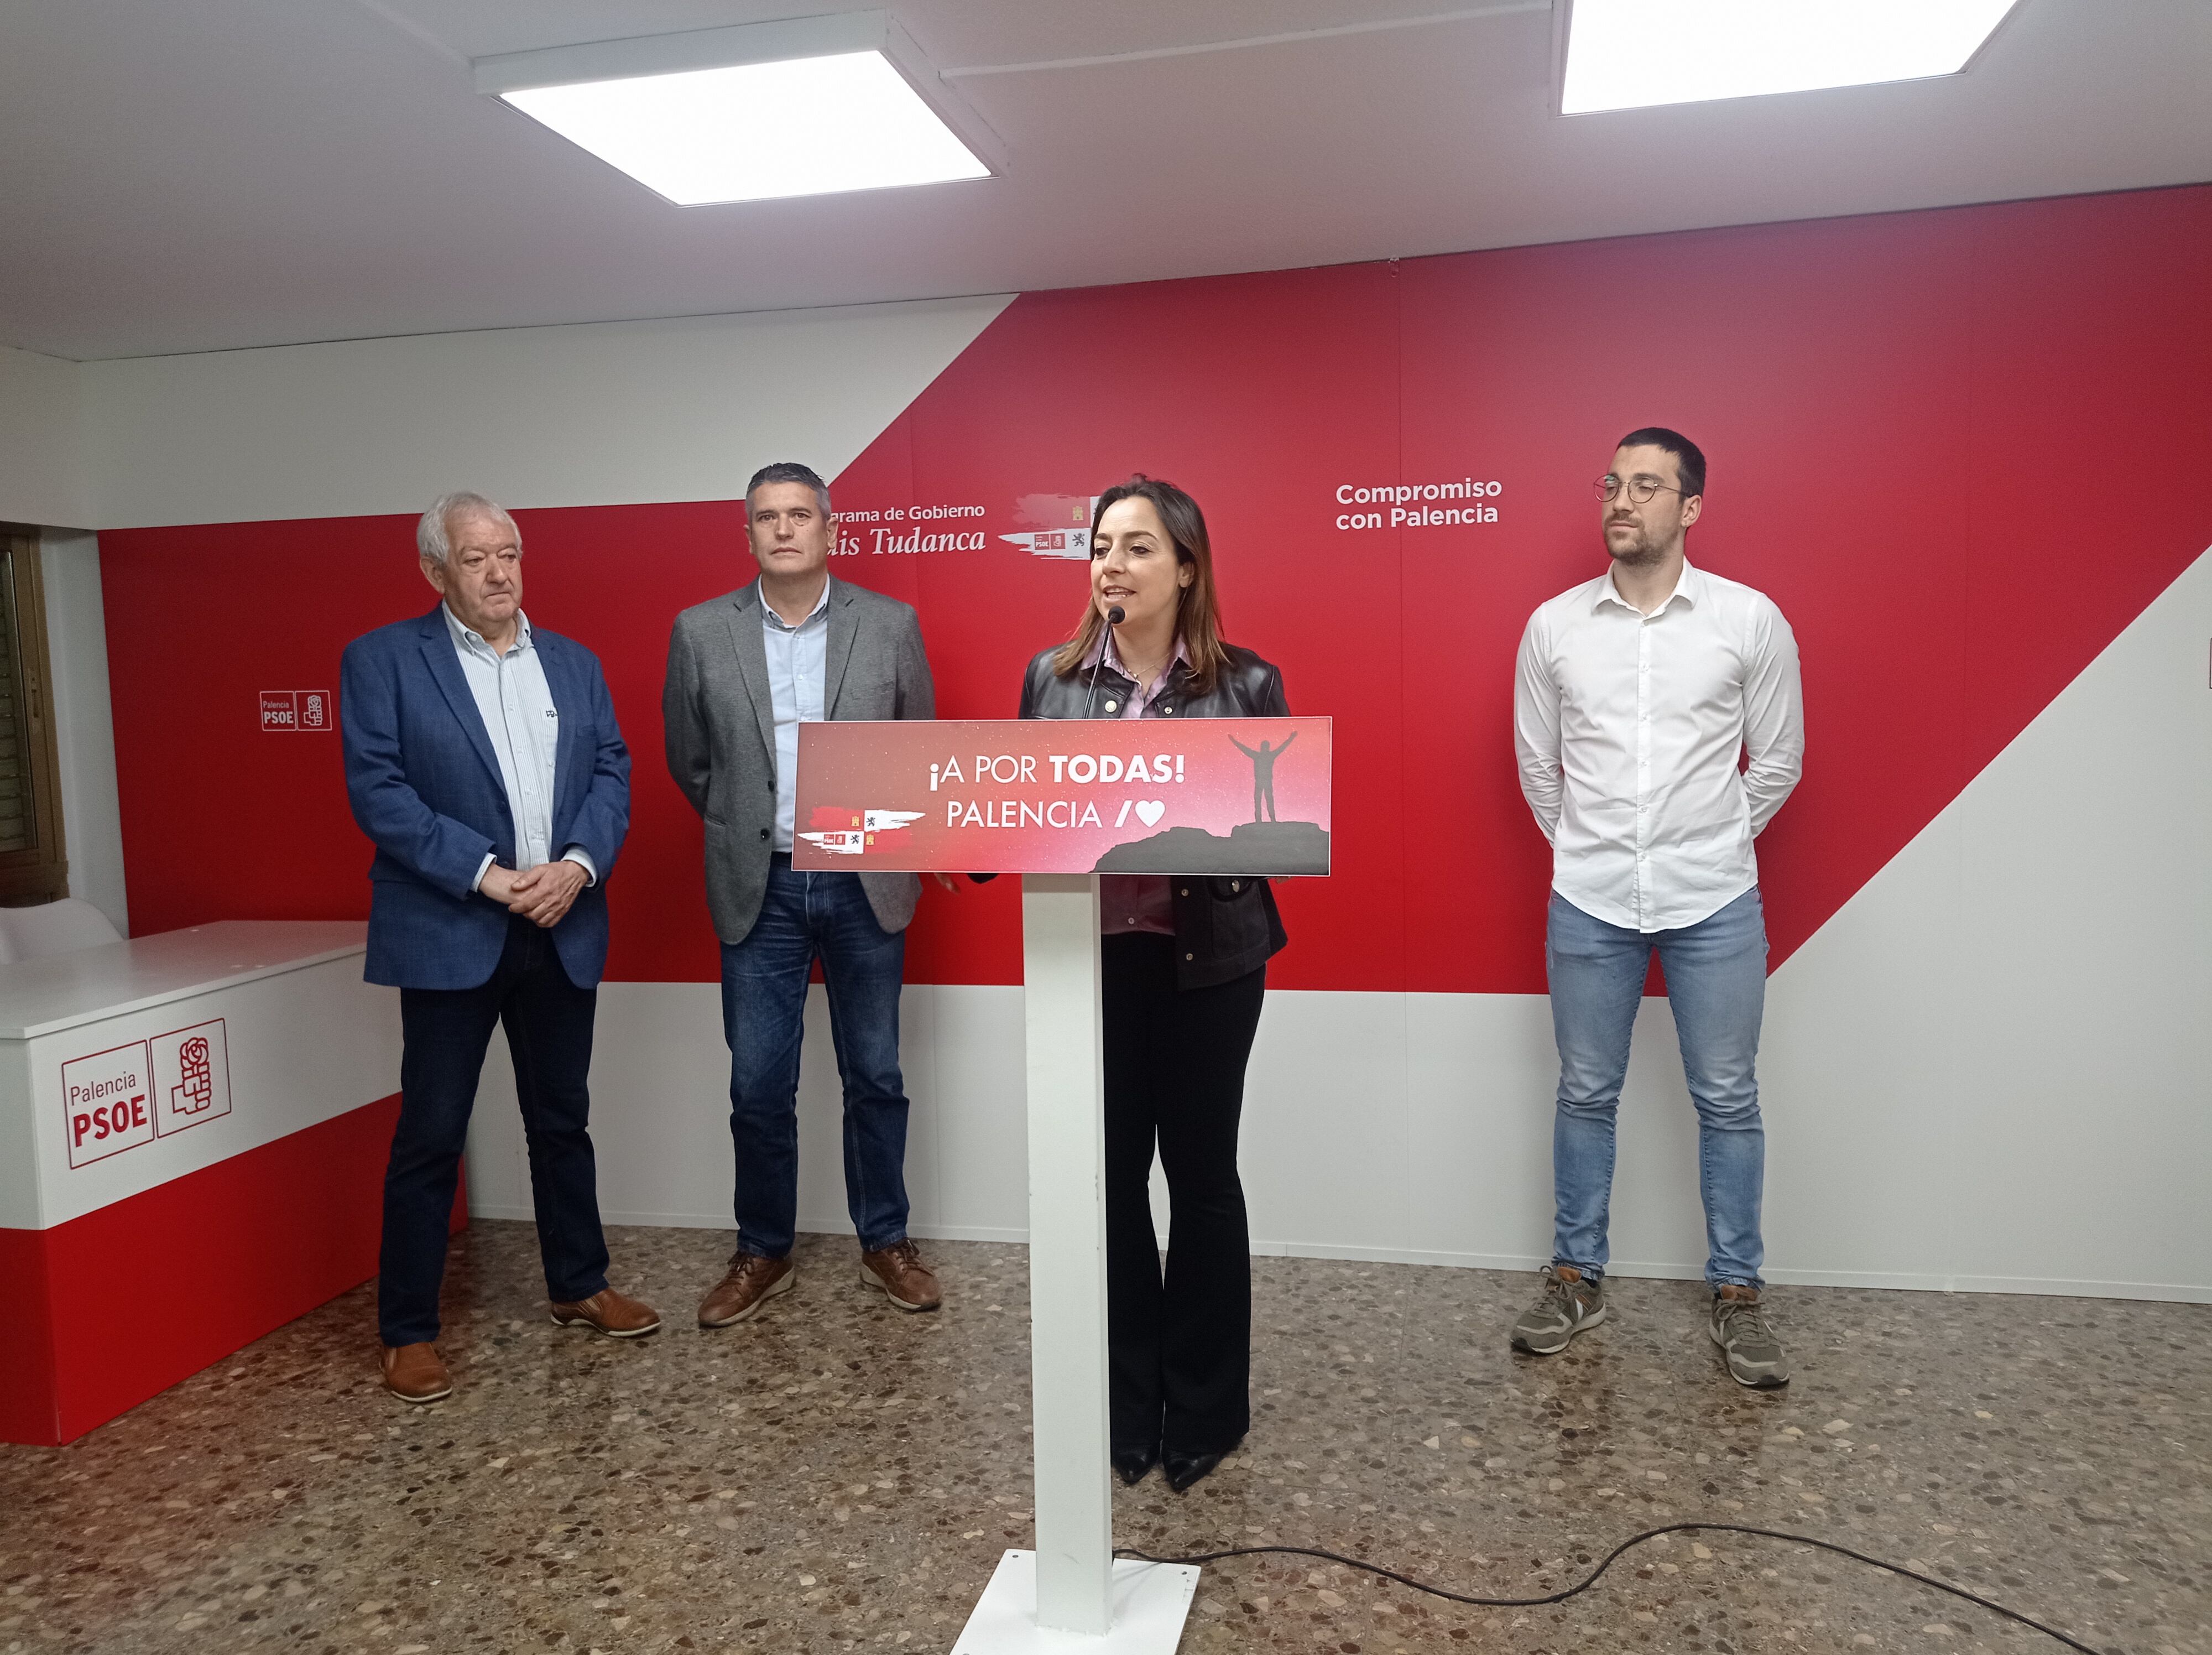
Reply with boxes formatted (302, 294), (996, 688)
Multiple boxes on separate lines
(549, 1287), (663, 1338)
(380, 1342), (452, 1403)
(697, 1251), (795, 1328)
(859, 1238), (942, 1311)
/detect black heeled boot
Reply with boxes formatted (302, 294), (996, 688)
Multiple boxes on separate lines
(1161, 1447), (1226, 1493)
(1111, 1443), (1160, 1487)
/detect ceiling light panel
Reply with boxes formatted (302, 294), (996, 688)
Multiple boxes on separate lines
(1561, 0), (2021, 116)
(476, 13), (997, 206)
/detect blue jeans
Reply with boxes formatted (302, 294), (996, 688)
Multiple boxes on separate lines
(721, 855), (911, 1258)
(1546, 887), (1768, 1289)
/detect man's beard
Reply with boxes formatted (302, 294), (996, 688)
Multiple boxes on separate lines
(1607, 522), (1664, 566)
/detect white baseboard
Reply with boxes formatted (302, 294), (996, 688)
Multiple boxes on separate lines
(463, 1205), (2211, 1303)
(470, 1204), (1027, 1248)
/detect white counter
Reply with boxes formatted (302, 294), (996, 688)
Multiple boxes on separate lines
(0, 920), (398, 1236)
(1, 919), (405, 1444)
(0, 920), (371, 1038)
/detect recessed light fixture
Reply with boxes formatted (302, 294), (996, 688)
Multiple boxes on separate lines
(1558, 0), (2022, 116)
(473, 11), (997, 206)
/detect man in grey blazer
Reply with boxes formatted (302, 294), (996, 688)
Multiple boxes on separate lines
(664, 461), (945, 1328)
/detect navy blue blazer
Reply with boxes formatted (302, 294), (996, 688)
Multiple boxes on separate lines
(340, 605), (630, 990)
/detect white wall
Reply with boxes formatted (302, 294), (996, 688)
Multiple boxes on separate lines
(1759, 545), (2212, 1300)
(38, 530), (127, 935)
(0, 345), (90, 530)
(0, 346), (118, 926)
(77, 296), (1014, 528)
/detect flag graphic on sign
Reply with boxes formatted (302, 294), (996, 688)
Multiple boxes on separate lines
(797, 807), (925, 856)
(1001, 492), (1098, 559)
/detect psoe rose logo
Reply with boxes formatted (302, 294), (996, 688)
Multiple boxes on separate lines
(153, 1019), (232, 1136)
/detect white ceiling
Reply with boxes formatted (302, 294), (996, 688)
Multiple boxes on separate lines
(2, 0), (2207, 361)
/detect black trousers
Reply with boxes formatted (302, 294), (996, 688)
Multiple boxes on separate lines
(378, 915), (609, 1345)
(1102, 933), (1266, 1455)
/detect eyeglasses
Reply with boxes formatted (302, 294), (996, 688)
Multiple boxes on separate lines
(1595, 475), (1687, 505)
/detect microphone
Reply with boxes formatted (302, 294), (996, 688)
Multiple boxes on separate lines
(1084, 605), (1127, 718)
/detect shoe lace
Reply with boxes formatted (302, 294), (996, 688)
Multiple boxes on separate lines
(1541, 1269), (1589, 1314)
(1718, 1298), (1775, 1343)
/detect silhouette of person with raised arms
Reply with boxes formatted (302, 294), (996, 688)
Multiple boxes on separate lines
(1230, 730), (1297, 823)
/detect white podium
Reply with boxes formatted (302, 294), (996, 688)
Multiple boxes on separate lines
(951, 875), (1199, 1654)
(791, 715), (1332, 1651)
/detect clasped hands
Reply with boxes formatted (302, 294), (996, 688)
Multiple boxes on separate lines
(481, 859), (587, 928)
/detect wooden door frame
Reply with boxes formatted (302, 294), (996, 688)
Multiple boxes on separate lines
(0, 527), (70, 904)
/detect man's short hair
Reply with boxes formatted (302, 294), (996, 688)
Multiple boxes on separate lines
(747, 462), (832, 516)
(1616, 428), (1706, 500)
(417, 491), (519, 564)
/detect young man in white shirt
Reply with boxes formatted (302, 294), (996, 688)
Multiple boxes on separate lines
(1510, 429), (1804, 1387)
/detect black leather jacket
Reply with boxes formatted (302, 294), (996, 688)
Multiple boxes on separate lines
(1018, 642), (1291, 990)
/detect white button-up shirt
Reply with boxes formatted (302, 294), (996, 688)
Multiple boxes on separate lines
(761, 577), (832, 853)
(441, 605), (595, 893)
(1514, 559), (1803, 934)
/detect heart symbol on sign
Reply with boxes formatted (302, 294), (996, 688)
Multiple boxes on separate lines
(1134, 800), (1166, 828)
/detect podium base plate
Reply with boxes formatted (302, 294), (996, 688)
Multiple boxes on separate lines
(951, 1550), (1201, 1653)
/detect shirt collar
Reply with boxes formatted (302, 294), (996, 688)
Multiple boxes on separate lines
(443, 602), (531, 655)
(1083, 626), (1190, 685)
(1595, 555), (1702, 616)
(759, 575), (833, 632)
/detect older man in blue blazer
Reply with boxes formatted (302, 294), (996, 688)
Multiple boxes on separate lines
(342, 491), (660, 1404)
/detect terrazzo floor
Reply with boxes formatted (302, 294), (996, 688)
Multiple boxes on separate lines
(3, 1223), (2205, 1655)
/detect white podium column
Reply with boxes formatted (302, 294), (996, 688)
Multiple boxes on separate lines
(1019, 873), (1113, 1633)
(952, 876), (1198, 1654)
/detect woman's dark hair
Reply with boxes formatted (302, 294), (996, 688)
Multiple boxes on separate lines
(1051, 475), (1230, 695)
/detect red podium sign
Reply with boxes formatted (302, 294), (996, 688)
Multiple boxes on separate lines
(791, 718), (1330, 876)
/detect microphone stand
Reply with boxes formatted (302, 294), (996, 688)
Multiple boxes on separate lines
(1083, 605), (1126, 718)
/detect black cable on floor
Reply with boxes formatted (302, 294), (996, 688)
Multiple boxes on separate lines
(1116, 1521), (2104, 1653)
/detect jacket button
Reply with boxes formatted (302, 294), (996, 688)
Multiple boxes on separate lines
(1178, 888), (1189, 897)
(1229, 880), (1240, 892)
(1103, 699), (1118, 712)
(1160, 705), (1174, 714)
(759, 828), (770, 840)
(1185, 953), (1194, 962)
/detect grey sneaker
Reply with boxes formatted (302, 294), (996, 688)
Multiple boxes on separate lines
(1709, 1286), (1790, 1388)
(1510, 1264), (1607, 1355)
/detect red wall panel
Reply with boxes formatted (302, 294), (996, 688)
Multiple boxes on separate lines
(1394, 210), (1981, 989)
(100, 186), (2212, 992)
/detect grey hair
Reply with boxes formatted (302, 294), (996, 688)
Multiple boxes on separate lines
(417, 491), (520, 564)
(746, 461), (832, 518)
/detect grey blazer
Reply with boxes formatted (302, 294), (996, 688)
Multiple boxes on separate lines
(662, 575), (936, 945)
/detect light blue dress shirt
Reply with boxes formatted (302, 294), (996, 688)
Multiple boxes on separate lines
(760, 577), (831, 852)
(441, 604), (597, 892)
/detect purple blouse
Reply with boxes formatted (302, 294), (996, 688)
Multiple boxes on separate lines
(1086, 629), (1187, 937)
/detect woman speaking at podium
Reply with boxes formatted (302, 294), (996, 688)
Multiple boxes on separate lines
(1016, 476), (1291, 1493)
